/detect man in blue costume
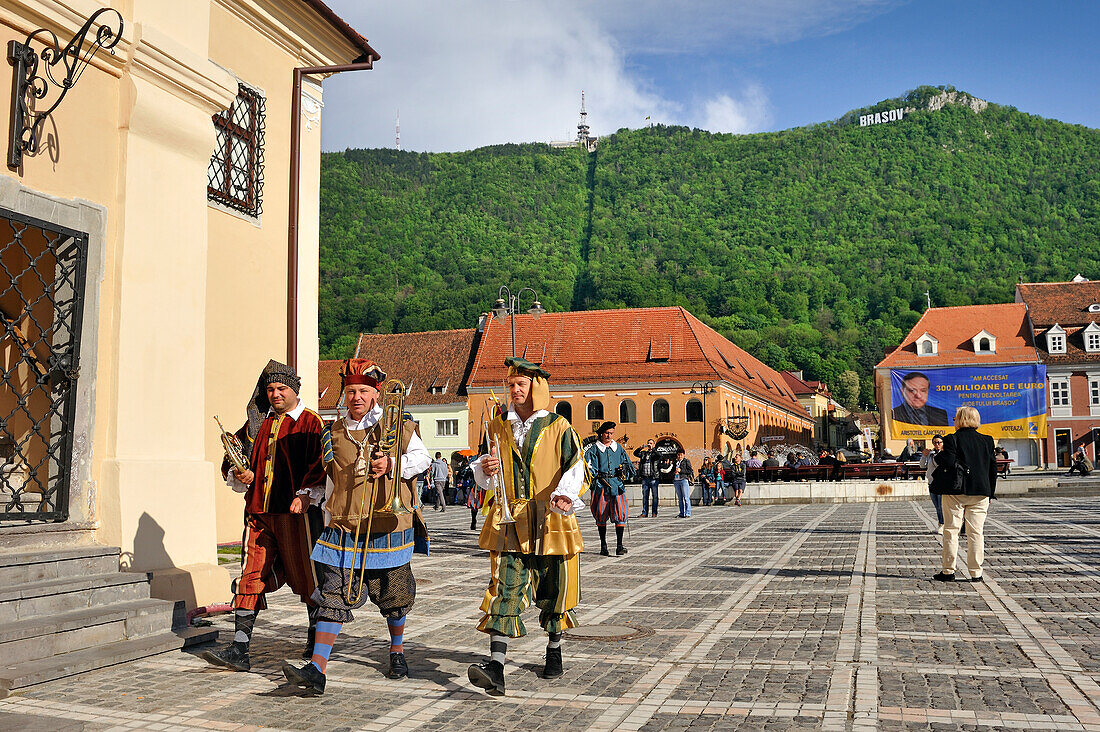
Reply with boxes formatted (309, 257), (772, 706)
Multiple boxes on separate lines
(585, 421), (637, 556)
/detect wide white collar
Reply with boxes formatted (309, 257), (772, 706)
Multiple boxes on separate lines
(270, 399), (306, 421)
(344, 404), (382, 430)
(594, 439), (619, 453)
(507, 409), (549, 427)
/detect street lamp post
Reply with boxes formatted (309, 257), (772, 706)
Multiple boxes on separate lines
(690, 381), (716, 453)
(491, 285), (546, 357)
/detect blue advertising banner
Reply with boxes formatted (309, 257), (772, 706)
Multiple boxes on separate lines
(889, 365), (1047, 440)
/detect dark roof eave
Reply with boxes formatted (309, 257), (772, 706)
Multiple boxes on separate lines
(301, 0), (381, 62)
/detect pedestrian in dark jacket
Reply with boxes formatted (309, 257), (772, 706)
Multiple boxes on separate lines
(931, 407), (997, 582)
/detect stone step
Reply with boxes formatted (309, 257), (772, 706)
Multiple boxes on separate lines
(0, 631), (187, 697)
(0, 598), (175, 665)
(0, 572), (152, 624)
(0, 544), (120, 587)
(0, 522), (97, 551)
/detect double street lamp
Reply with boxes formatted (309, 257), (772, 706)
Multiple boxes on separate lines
(690, 381), (716, 453)
(491, 285), (546, 357)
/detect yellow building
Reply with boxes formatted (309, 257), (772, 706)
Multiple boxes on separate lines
(0, 0), (377, 685)
(780, 371), (852, 448)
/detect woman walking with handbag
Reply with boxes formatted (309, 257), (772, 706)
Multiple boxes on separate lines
(930, 407), (998, 583)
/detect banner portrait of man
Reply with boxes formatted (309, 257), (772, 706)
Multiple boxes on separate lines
(892, 371), (950, 427)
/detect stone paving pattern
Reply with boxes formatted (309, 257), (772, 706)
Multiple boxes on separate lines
(3, 497), (1100, 731)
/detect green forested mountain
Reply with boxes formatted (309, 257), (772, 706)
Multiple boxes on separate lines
(319, 86), (1100, 406)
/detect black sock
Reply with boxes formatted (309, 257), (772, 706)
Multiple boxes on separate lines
(615, 526), (625, 548)
(598, 525), (607, 547)
(233, 608), (257, 648)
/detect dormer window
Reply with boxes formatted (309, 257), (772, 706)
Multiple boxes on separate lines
(915, 332), (938, 356)
(971, 329), (996, 354)
(1084, 322), (1100, 353)
(1046, 324), (1067, 354)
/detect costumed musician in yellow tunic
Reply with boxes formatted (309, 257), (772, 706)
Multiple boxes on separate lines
(466, 357), (588, 696)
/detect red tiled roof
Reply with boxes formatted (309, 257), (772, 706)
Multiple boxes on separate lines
(302, 0), (381, 61)
(466, 306), (807, 418)
(1016, 280), (1100, 327)
(851, 411), (880, 426)
(876, 303), (1039, 369)
(318, 329), (477, 410)
(781, 371), (829, 397)
(1030, 325), (1100, 364)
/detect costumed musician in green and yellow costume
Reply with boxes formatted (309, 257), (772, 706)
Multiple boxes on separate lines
(466, 357), (588, 696)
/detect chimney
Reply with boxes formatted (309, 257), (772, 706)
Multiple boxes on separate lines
(477, 312), (488, 332)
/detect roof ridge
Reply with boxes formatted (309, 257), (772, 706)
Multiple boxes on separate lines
(1019, 280), (1098, 286)
(358, 327), (476, 338)
(679, 308), (723, 381)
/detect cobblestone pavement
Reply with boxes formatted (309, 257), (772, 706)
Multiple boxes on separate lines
(4, 497), (1100, 731)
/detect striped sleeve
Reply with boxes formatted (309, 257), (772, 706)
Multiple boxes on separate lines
(321, 423), (334, 466)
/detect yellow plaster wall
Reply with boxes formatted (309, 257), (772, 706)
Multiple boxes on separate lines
(0, 0), (365, 604)
(205, 5), (329, 543)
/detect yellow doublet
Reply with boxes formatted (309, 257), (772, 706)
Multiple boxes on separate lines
(478, 413), (587, 556)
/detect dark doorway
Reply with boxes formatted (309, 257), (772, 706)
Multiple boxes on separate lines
(1055, 429), (1072, 468)
(0, 208), (88, 522)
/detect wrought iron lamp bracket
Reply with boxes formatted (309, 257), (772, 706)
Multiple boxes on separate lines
(7, 7), (123, 169)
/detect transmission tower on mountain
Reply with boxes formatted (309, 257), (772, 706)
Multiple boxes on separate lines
(550, 91), (598, 151)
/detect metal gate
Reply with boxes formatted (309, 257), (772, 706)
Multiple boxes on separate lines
(0, 207), (88, 522)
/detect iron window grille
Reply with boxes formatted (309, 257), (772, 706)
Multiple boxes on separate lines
(207, 83), (265, 217)
(0, 208), (88, 522)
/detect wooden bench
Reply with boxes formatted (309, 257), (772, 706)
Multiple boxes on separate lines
(788, 464), (835, 481)
(837, 462), (904, 480)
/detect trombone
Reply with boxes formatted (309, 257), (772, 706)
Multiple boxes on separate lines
(347, 378), (409, 604)
(486, 419), (516, 528)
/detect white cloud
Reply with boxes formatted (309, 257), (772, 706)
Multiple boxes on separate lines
(700, 86), (771, 134)
(319, 1), (677, 151)
(316, 1), (891, 151)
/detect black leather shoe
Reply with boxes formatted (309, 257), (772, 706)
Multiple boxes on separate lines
(616, 546), (628, 556)
(282, 661), (326, 695)
(468, 660), (505, 696)
(931, 572), (956, 582)
(543, 646), (563, 679)
(386, 652), (409, 679)
(599, 545), (610, 556)
(970, 576), (984, 583)
(200, 643), (250, 672)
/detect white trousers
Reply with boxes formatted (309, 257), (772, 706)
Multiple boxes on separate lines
(941, 494), (990, 578)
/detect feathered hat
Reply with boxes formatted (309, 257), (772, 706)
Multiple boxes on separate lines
(341, 358), (386, 389)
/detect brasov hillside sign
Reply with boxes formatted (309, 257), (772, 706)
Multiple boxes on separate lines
(859, 108), (907, 126)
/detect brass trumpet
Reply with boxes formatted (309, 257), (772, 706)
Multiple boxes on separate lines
(215, 416), (249, 474)
(347, 378), (408, 604)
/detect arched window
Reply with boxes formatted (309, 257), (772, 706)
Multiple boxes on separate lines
(619, 399), (637, 423)
(921, 340), (934, 354)
(652, 398), (670, 423)
(979, 337), (991, 352)
(587, 400), (604, 420)
(555, 402), (572, 422)
(686, 398), (703, 422)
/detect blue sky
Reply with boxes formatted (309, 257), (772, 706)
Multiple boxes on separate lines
(320, 1), (1100, 153)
